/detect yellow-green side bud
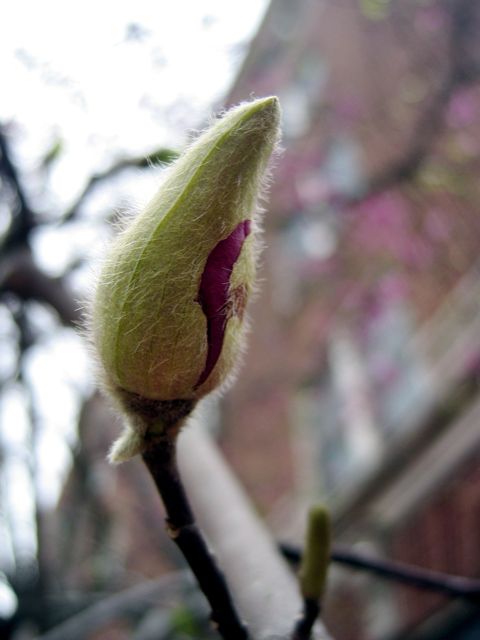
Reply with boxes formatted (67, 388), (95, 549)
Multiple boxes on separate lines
(91, 97), (281, 462)
(299, 505), (332, 601)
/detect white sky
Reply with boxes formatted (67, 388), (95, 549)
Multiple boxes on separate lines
(1, 0), (269, 197)
(0, 0), (269, 613)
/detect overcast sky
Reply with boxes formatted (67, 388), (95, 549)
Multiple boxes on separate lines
(1, 0), (269, 192)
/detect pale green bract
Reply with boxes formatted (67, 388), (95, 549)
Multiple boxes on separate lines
(91, 97), (281, 462)
(299, 505), (331, 600)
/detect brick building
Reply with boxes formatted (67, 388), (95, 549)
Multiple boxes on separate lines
(221, 1), (480, 638)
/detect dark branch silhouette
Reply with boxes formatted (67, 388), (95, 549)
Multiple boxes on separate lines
(0, 126), (36, 250)
(142, 436), (249, 640)
(60, 148), (178, 223)
(281, 543), (480, 604)
(36, 572), (191, 640)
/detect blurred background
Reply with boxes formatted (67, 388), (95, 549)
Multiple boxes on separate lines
(2, 1), (480, 638)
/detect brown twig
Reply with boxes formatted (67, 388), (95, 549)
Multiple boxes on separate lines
(292, 598), (321, 640)
(142, 435), (249, 640)
(280, 543), (480, 604)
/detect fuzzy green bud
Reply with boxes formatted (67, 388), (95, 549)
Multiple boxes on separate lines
(299, 505), (332, 601)
(91, 97), (280, 461)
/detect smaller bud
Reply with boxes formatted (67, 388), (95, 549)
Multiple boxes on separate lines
(299, 505), (331, 601)
(90, 97), (281, 462)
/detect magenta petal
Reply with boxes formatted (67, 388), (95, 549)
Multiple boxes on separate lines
(194, 220), (251, 388)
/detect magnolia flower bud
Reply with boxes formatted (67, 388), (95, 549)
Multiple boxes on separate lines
(91, 97), (280, 461)
(299, 505), (331, 601)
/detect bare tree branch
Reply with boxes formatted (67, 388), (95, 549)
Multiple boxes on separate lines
(0, 126), (36, 250)
(143, 433), (249, 640)
(60, 148), (178, 224)
(35, 572), (190, 640)
(281, 544), (480, 604)
(0, 249), (82, 326)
